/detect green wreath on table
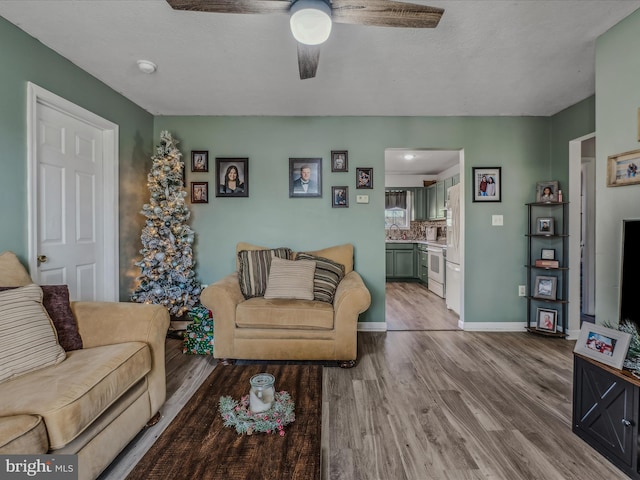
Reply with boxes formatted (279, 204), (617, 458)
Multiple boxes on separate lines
(218, 391), (295, 436)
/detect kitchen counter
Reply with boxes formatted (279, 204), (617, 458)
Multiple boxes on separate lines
(386, 240), (447, 247)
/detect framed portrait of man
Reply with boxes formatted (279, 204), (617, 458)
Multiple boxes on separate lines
(289, 158), (322, 198)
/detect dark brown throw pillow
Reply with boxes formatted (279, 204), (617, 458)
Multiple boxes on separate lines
(0, 285), (82, 351)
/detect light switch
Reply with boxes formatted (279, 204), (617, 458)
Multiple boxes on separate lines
(492, 215), (504, 226)
(356, 195), (369, 204)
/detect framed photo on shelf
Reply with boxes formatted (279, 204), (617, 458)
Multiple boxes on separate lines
(332, 186), (349, 208)
(191, 151), (209, 172)
(535, 180), (559, 203)
(533, 276), (557, 300)
(606, 148), (640, 187)
(216, 158), (248, 197)
(191, 182), (208, 204)
(535, 217), (554, 235)
(573, 323), (631, 370)
(536, 308), (558, 332)
(472, 167), (501, 202)
(331, 151), (348, 172)
(356, 167), (373, 189)
(289, 158), (322, 198)
(541, 248), (556, 260)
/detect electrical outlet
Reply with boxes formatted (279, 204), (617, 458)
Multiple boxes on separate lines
(518, 285), (526, 296)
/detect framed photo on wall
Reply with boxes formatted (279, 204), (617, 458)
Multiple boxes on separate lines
(606, 149), (640, 187)
(191, 151), (209, 172)
(472, 167), (501, 202)
(216, 158), (248, 197)
(573, 323), (631, 370)
(331, 151), (348, 172)
(191, 182), (208, 204)
(332, 186), (348, 208)
(289, 158), (322, 198)
(356, 167), (373, 189)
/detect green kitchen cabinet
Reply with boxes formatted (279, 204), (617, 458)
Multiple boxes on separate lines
(427, 184), (437, 220)
(436, 181), (446, 219)
(413, 187), (428, 220)
(385, 243), (416, 279)
(416, 244), (429, 285)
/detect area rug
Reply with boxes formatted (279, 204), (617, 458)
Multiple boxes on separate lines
(126, 364), (322, 480)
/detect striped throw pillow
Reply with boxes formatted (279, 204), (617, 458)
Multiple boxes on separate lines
(264, 258), (316, 300)
(296, 252), (345, 303)
(238, 248), (292, 299)
(0, 284), (66, 383)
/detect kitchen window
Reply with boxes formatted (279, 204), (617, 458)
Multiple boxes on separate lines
(385, 190), (411, 228)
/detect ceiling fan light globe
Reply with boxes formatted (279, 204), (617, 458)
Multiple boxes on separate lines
(290, 0), (332, 46)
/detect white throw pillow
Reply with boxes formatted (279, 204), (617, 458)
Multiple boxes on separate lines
(264, 258), (316, 300)
(0, 284), (66, 383)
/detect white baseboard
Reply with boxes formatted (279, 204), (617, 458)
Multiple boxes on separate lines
(357, 321), (387, 332)
(462, 322), (527, 332)
(566, 329), (581, 340)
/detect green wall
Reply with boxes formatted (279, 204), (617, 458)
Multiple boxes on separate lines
(154, 116), (552, 324)
(595, 9), (640, 325)
(0, 17), (154, 300)
(550, 95), (596, 194)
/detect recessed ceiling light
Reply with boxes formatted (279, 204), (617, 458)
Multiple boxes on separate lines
(404, 154), (415, 160)
(137, 60), (157, 74)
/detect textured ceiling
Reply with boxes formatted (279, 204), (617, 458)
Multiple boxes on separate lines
(1, 0), (638, 116)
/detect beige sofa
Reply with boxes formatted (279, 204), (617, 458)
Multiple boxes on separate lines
(200, 243), (371, 365)
(0, 252), (169, 480)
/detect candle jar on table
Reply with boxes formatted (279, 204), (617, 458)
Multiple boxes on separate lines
(249, 373), (275, 413)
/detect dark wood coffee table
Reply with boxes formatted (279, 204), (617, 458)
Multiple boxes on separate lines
(127, 364), (322, 480)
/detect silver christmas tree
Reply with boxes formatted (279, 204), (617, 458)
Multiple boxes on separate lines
(131, 131), (201, 317)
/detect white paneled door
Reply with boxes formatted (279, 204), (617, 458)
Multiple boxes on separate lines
(28, 83), (119, 301)
(37, 104), (103, 300)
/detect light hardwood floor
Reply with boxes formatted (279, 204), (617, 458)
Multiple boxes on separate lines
(102, 332), (625, 480)
(386, 281), (460, 330)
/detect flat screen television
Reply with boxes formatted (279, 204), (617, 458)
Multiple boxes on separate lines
(620, 220), (640, 327)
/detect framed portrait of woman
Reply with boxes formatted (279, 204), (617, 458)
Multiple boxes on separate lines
(216, 158), (249, 198)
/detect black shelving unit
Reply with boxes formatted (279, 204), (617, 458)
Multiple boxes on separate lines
(525, 201), (569, 337)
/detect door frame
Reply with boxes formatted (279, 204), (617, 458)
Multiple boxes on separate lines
(26, 82), (120, 301)
(568, 132), (595, 339)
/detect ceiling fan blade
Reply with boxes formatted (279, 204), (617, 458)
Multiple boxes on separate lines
(165, 0), (290, 15)
(331, 0), (444, 28)
(297, 43), (321, 80)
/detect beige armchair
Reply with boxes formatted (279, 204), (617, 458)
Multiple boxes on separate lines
(200, 243), (371, 365)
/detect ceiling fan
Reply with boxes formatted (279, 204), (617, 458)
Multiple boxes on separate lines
(166, 0), (444, 79)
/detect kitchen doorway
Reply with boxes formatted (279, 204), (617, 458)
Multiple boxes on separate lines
(384, 148), (463, 331)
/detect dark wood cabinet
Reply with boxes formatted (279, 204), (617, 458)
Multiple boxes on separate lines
(573, 354), (640, 478)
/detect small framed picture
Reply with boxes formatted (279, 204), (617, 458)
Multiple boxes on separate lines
(331, 151), (348, 172)
(216, 158), (248, 197)
(191, 182), (208, 204)
(536, 308), (557, 332)
(332, 186), (349, 208)
(541, 248), (555, 260)
(606, 149), (640, 187)
(356, 167), (373, 189)
(574, 323), (632, 370)
(533, 276), (557, 300)
(290, 158), (322, 198)
(536, 180), (559, 203)
(472, 167), (501, 202)
(535, 217), (554, 235)
(191, 151), (209, 172)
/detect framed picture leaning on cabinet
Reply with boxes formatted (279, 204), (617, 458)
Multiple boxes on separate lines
(574, 323), (631, 370)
